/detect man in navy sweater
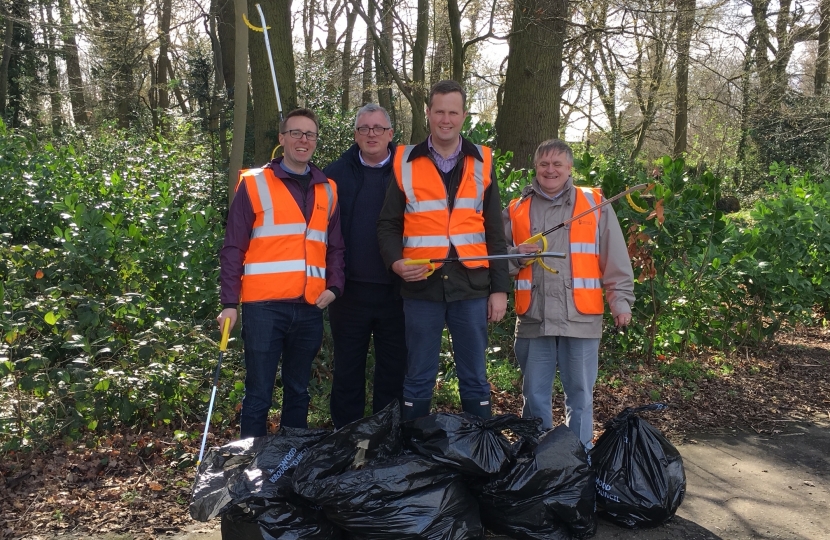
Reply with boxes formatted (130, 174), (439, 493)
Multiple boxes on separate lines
(323, 104), (407, 429)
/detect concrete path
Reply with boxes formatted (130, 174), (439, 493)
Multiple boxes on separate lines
(173, 418), (830, 540)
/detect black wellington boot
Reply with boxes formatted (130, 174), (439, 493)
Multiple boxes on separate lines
(401, 397), (432, 421)
(461, 396), (492, 419)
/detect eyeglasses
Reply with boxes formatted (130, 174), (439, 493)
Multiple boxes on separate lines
(356, 126), (392, 136)
(282, 130), (319, 141)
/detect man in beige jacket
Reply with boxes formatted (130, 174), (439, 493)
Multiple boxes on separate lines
(503, 139), (635, 448)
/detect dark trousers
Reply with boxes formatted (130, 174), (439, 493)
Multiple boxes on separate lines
(240, 301), (323, 438)
(329, 280), (407, 429)
(402, 297), (491, 400)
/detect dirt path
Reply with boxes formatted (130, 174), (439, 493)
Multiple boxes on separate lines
(162, 417), (830, 540)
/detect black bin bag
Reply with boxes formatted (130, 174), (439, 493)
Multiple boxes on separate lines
(474, 425), (597, 540)
(589, 403), (686, 528)
(191, 426), (340, 540)
(404, 413), (542, 477)
(292, 401), (483, 540)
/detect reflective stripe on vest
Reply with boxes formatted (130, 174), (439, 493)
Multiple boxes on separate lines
(570, 187), (604, 314)
(394, 144), (492, 269)
(508, 196), (534, 315)
(508, 187), (605, 315)
(239, 167), (338, 304)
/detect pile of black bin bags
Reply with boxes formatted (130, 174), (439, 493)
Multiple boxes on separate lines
(190, 401), (686, 540)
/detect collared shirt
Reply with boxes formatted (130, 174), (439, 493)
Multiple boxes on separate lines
(534, 177), (572, 201)
(279, 160), (311, 175)
(359, 149), (392, 168)
(427, 135), (463, 173)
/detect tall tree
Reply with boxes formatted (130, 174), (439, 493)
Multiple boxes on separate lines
(360, 0), (374, 105)
(149, 0), (173, 134)
(229, 0), (248, 203)
(0, 14), (13, 118)
(376, 0), (394, 116)
(817, 0), (830, 94)
(39, 0), (63, 135)
(57, 0), (88, 125)
(247, 0), (297, 164)
(496, 0), (570, 170)
(673, 0), (696, 157)
(341, 5), (357, 110)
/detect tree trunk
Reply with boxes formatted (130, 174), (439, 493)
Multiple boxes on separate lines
(361, 2), (374, 106)
(248, 0), (297, 164)
(155, 0), (173, 135)
(817, 0), (830, 94)
(229, 0), (249, 205)
(341, 6), (357, 111)
(323, 2), (340, 98)
(376, 0), (394, 117)
(448, 0), (464, 82)
(302, 0), (315, 60)
(217, 0), (236, 97)
(40, 0), (63, 135)
(208, 1), (228, 162)
(0, 17), (14, 118)
(496, 0), (570, 170)
(409, 0), (428, 142)
(57, 0), (88, 125)
(673, 0), (695, 157)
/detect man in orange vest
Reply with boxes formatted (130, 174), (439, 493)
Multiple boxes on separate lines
(503, 139), (634, 447)
(377, 80), (511, 420)
(217, 108), (345, 438)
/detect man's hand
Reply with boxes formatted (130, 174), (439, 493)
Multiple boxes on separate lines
(392, 259), (430, 281)
(614, 312), (632, 327)
(316, 289), (336, 309)
(487, 292), (508, 322)
(217, 307), (238, 332)
(517, 242), (540, 266)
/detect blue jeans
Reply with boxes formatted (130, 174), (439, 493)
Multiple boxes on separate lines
(402, 297), (490, 400)
(329, 281), (407, 429)
(240, 301), (323, 438)
(514, 336), (599, 446)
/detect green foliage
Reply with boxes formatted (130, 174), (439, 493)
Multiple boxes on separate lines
(0, 119), (232, 449)
(579, 152), (830, 363)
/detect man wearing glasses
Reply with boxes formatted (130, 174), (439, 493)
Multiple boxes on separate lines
(323, 104), (407, 429)
(217, 108), (345, 438)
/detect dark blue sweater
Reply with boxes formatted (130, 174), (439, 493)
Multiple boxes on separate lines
(324, 143), (396, 285)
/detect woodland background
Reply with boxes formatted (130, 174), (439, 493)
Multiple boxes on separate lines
(1, 0), (830, 455)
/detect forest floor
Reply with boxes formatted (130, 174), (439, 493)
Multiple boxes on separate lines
(1, 324), (829, 540)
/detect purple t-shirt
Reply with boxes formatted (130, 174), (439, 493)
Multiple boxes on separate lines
(219, 158), (345, 306)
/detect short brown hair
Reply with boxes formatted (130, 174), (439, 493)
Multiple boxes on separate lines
(428, 80), (467, 110)
(279, 108), (319, 132)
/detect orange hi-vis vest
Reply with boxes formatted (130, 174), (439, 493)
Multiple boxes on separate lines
(393, 144), (492, 269)
(508, 186), (604, 315)
(237, 167), (338, 304)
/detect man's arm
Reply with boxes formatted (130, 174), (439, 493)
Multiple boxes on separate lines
(218, 182), (254, 329)
(377, 178), (407, 269)
(482, 169), (510, 293)
(599, 202), (635, 323)
(324, 203), (345, 299)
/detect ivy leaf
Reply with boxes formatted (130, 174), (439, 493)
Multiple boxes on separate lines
(44, 312), (57, 325)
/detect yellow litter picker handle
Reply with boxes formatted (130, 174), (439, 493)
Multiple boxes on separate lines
(404, 259), (437, 277)
(220, 316), (231, 351)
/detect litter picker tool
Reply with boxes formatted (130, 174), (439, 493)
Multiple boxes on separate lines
(405, 252), (567, 276)
(255, 4), (283, 122)
(522, 183), (651, 246)
(197, 317), (232, 468)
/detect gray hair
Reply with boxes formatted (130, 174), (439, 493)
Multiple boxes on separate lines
(534, 139), (573, 165)
(354, 103), (392, 129)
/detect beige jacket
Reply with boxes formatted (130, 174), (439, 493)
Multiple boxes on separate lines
(502, 178), (635, 339)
